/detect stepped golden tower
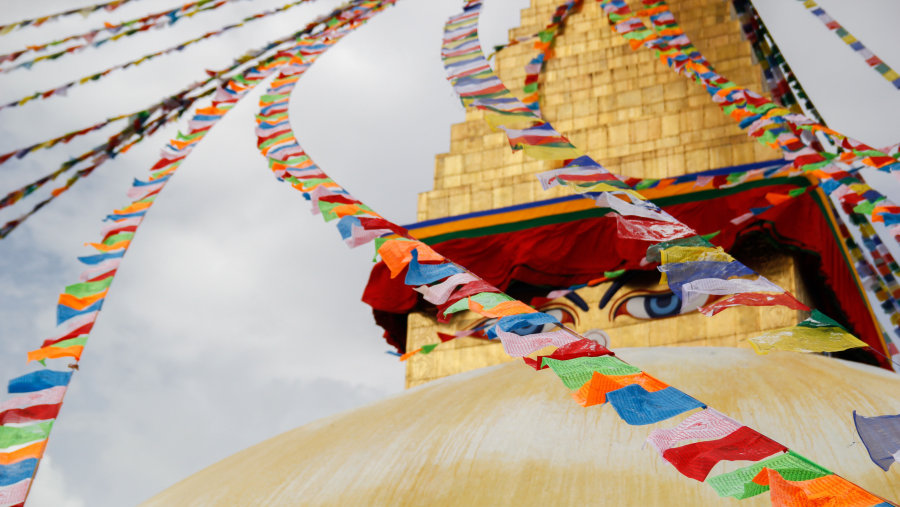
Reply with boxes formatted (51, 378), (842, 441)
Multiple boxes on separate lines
(404, 0), (811, 388)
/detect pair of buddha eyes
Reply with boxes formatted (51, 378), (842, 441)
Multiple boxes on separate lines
(470, 290), (703, 336)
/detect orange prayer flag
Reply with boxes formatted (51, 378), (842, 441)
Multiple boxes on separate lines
(28, 345), (84, 362)
(58, 290), (107, 310)
(765, 193), (792, 206)
(333, 204), (369, 219)
(399, 347), (422, 362)
(378, 240), (422, 278)
(0, 440), (46, 465)
(572, 371), (668, 407)
(114, 201), (152, 215)
(753, 468), (883, 506)
(87, 240), (130, 252)
(468, 299), (536, 318)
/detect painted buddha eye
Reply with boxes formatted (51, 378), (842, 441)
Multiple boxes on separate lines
(614, 291), (704, 320)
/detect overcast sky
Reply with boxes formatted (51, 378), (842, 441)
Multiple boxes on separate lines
(0, 0), (898, 505)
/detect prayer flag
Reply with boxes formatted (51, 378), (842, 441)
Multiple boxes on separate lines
(707, 451), (830, 499)
(753, 467), (883, 506)
(543, 356), (641, 389)
(605, 384), (705, 425)
(523, 338), (613, 370)
(853, 411), (900, 471)
(662, 426), (786, 481)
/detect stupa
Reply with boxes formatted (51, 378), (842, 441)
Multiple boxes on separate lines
(143, 0), (900, 504)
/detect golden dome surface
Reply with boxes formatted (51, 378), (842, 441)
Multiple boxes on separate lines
(143, 347), (900, 506)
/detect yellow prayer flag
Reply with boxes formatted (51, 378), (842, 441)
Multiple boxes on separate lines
(480, 110), (541, 130)
(748, 325), (867, 355)
(660, 246), (735, 265)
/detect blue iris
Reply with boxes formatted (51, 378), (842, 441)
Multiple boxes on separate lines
(644, 293), (681, 318)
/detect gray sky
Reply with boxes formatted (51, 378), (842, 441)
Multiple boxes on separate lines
(0, 0), (898, 505)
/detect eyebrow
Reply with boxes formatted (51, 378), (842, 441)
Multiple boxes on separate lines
(598, 274), (632, 310)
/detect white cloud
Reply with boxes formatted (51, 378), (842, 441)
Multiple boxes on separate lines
(27, 455), (86, 507)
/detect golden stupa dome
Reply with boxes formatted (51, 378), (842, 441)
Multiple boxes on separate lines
(143, 347), (900, 505)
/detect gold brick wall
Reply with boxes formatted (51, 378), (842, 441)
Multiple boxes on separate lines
(406, 0), (799, 388)
(418, 0), (776, 221)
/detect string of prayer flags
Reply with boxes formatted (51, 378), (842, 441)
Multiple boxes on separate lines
(798, 0), (900, 90)
(729, 0), (827, 124)
(853, 411), (900, 472)
(0, 0), (139, 35)
(748, 309), (868, 354)
(754, 467), (888, 506)
(518, 0), (582, 116)
(0, 0), (316, 111)
(0, 4), (378, 504)
(0, 0), (250, 71)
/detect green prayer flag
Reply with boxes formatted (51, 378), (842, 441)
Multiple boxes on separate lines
(64, 277), (113, 299)
(103, 232), (134, 245)
(853, 201), (876, 215)
(469, 292), (514, 309)
(443, 298), (470, 316)
(51, 336), (88, 348)
(0, 420), (53, 448)
(707, 451), (830, 499)
(797, 309), (844, 330)
(543, 356), (641, 389)
(260, 93), (290, 102)
(421, 343), (439, 354)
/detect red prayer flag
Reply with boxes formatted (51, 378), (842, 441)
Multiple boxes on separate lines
(663, 426), (787, 481)
(523, 338), (614, 370)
